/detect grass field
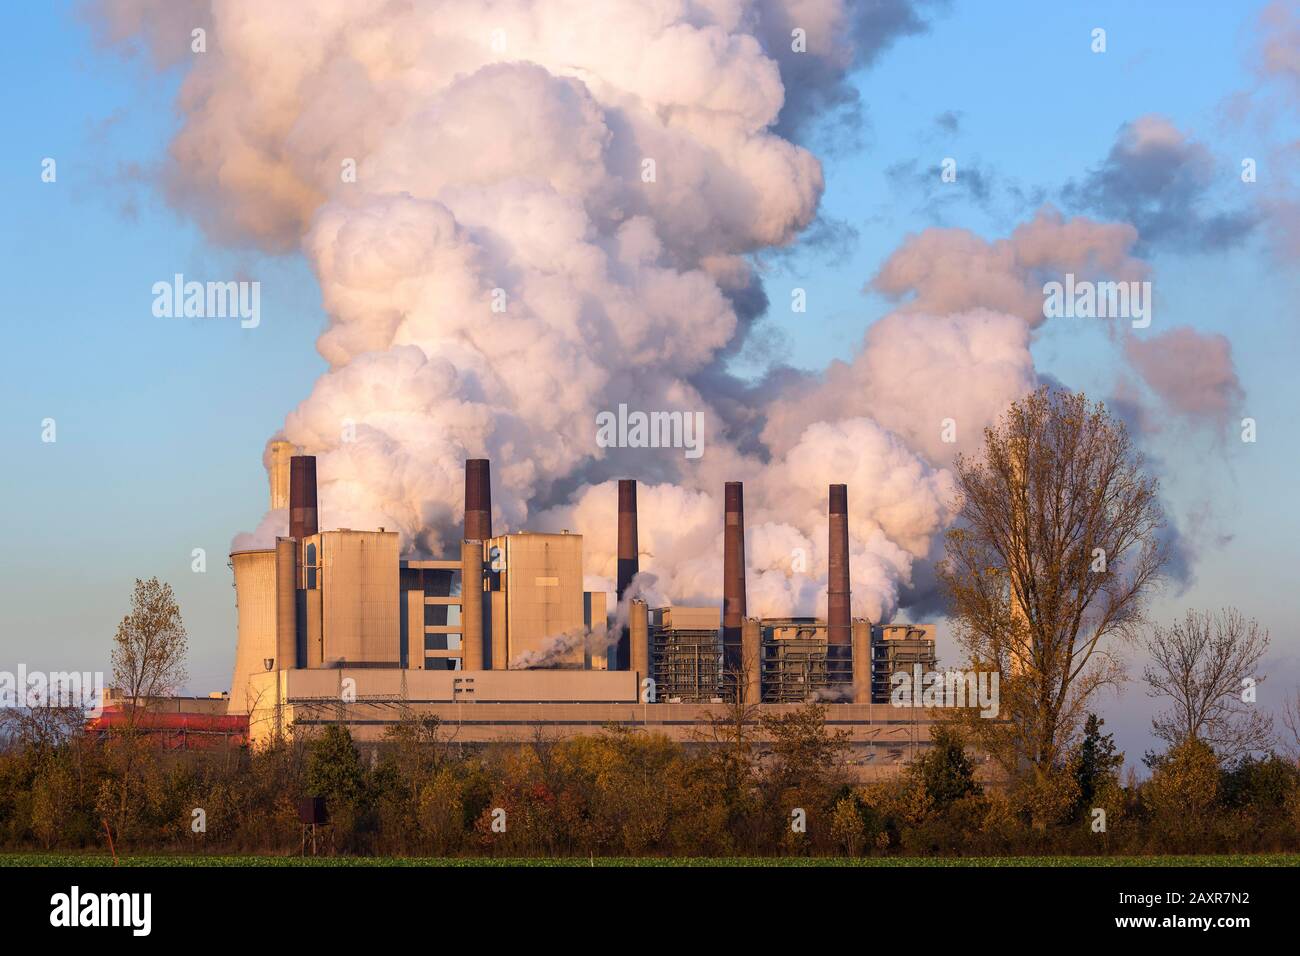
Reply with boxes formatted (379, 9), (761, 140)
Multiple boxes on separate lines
(3, 853), (1297, 867)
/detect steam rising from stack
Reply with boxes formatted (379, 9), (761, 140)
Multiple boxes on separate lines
(108, 1), (1187, 625)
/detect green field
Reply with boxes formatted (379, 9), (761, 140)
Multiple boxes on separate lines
(3, 853), (1297, 867)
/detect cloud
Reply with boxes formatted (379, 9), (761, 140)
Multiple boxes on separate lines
(871, 205), (1146, 327)
(1124, 327), (1245, 427)
(91, 0), (1221, 627)
(1061, 114), (1259, 252)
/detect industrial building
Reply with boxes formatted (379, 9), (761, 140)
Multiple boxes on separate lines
(227, 446), (947, 779)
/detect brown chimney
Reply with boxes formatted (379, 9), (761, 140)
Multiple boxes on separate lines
(828, 483), (852, 686)
(828, 484), (851, 647)
(615, 479), (639, 670)
(722, 481), (747, 687)
(289, 456), (318, 540)
(464, 459), (492, 541)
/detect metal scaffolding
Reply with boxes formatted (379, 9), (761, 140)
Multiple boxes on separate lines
(762, 636), (832, 703)
(650, 628), (722, 702)
(759, 618), (852, 703)
(870, 634), (937, 704)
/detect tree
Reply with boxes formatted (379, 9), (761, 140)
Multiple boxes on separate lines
(908, 725), (981, 809)
(305, 725), (369, 849)
(111, 577), (188, 725)
(100, 577), (187, 847)
(1143, 737), (1220, 845)
(1143, 608), (1273, 760)
(938, 387), (1165, 780)
(1282, 686), (1300, 765)
(1071, 713), (1124, 823)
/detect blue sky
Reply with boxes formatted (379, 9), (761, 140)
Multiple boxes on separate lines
(2, 1), (1296, 767)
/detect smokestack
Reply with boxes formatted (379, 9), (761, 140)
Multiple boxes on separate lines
(464, 459), (492, 541)
(722, 481), (746, 692)
(828, 483), (851, 648)
(268, 440), (294, 511)
(289, 456), (319, 540)
(616, 479), (639, 670)
(828, 483), (852, 688)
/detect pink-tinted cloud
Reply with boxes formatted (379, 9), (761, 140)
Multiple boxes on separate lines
(871, 205), (1146, 327)
(1124, 327), (1245, 426)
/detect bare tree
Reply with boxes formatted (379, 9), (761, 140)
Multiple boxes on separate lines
(111, 577), (189, 728)
(1144, 608), (1273, 759)
(938, 387), (1165, 779)
(1281, 687), (1300, 765)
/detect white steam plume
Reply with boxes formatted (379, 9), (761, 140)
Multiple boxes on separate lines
(95, 1), (1173, 624)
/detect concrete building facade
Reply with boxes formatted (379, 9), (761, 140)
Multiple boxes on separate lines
(227, 453), (952, 779)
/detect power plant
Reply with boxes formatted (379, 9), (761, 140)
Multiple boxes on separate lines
(227, 447), (943, 778)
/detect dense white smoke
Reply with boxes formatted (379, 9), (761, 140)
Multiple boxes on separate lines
(99, 0), (1182, 623)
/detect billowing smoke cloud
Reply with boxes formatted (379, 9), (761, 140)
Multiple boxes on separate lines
(761, 308), (1036, 465)
(1124, 327), (1245, 427)
(871, 206), (1147, 327)
(1250, 2), (1300, 261)
(94, 0), (1213, 626)
(1061, 115), (1258, 252)
(1258, 0), (1300, 92)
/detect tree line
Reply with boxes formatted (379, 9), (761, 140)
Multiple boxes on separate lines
(1, 386), (1295, 858)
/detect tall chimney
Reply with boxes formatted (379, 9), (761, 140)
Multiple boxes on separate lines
(828, 483), (851, 685)
(464, 459), (492, 541)
(616, 479), (639, 670)
(722, 481), (747, 691)
(289, 456), (319, 540)
(268, 440), (294, 511)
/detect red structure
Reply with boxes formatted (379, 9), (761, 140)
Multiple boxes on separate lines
(87, 700), (248, 750)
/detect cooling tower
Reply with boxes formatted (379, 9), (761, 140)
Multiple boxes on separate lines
(289, 456), (318, 540)
(464, 459), (492, 541)
(229, 548), (276, 714)
(616, 479), (639, 670)
(722, 481), (747, 687)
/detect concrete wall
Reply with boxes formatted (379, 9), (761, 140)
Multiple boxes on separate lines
(264, 694), (991, 782)
(493, 532), (585, 667)
(660, 606), (720, 630)
(314, 530), (400, 665)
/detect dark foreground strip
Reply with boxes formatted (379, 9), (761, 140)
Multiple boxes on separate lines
(0, 858), (1288, 941)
